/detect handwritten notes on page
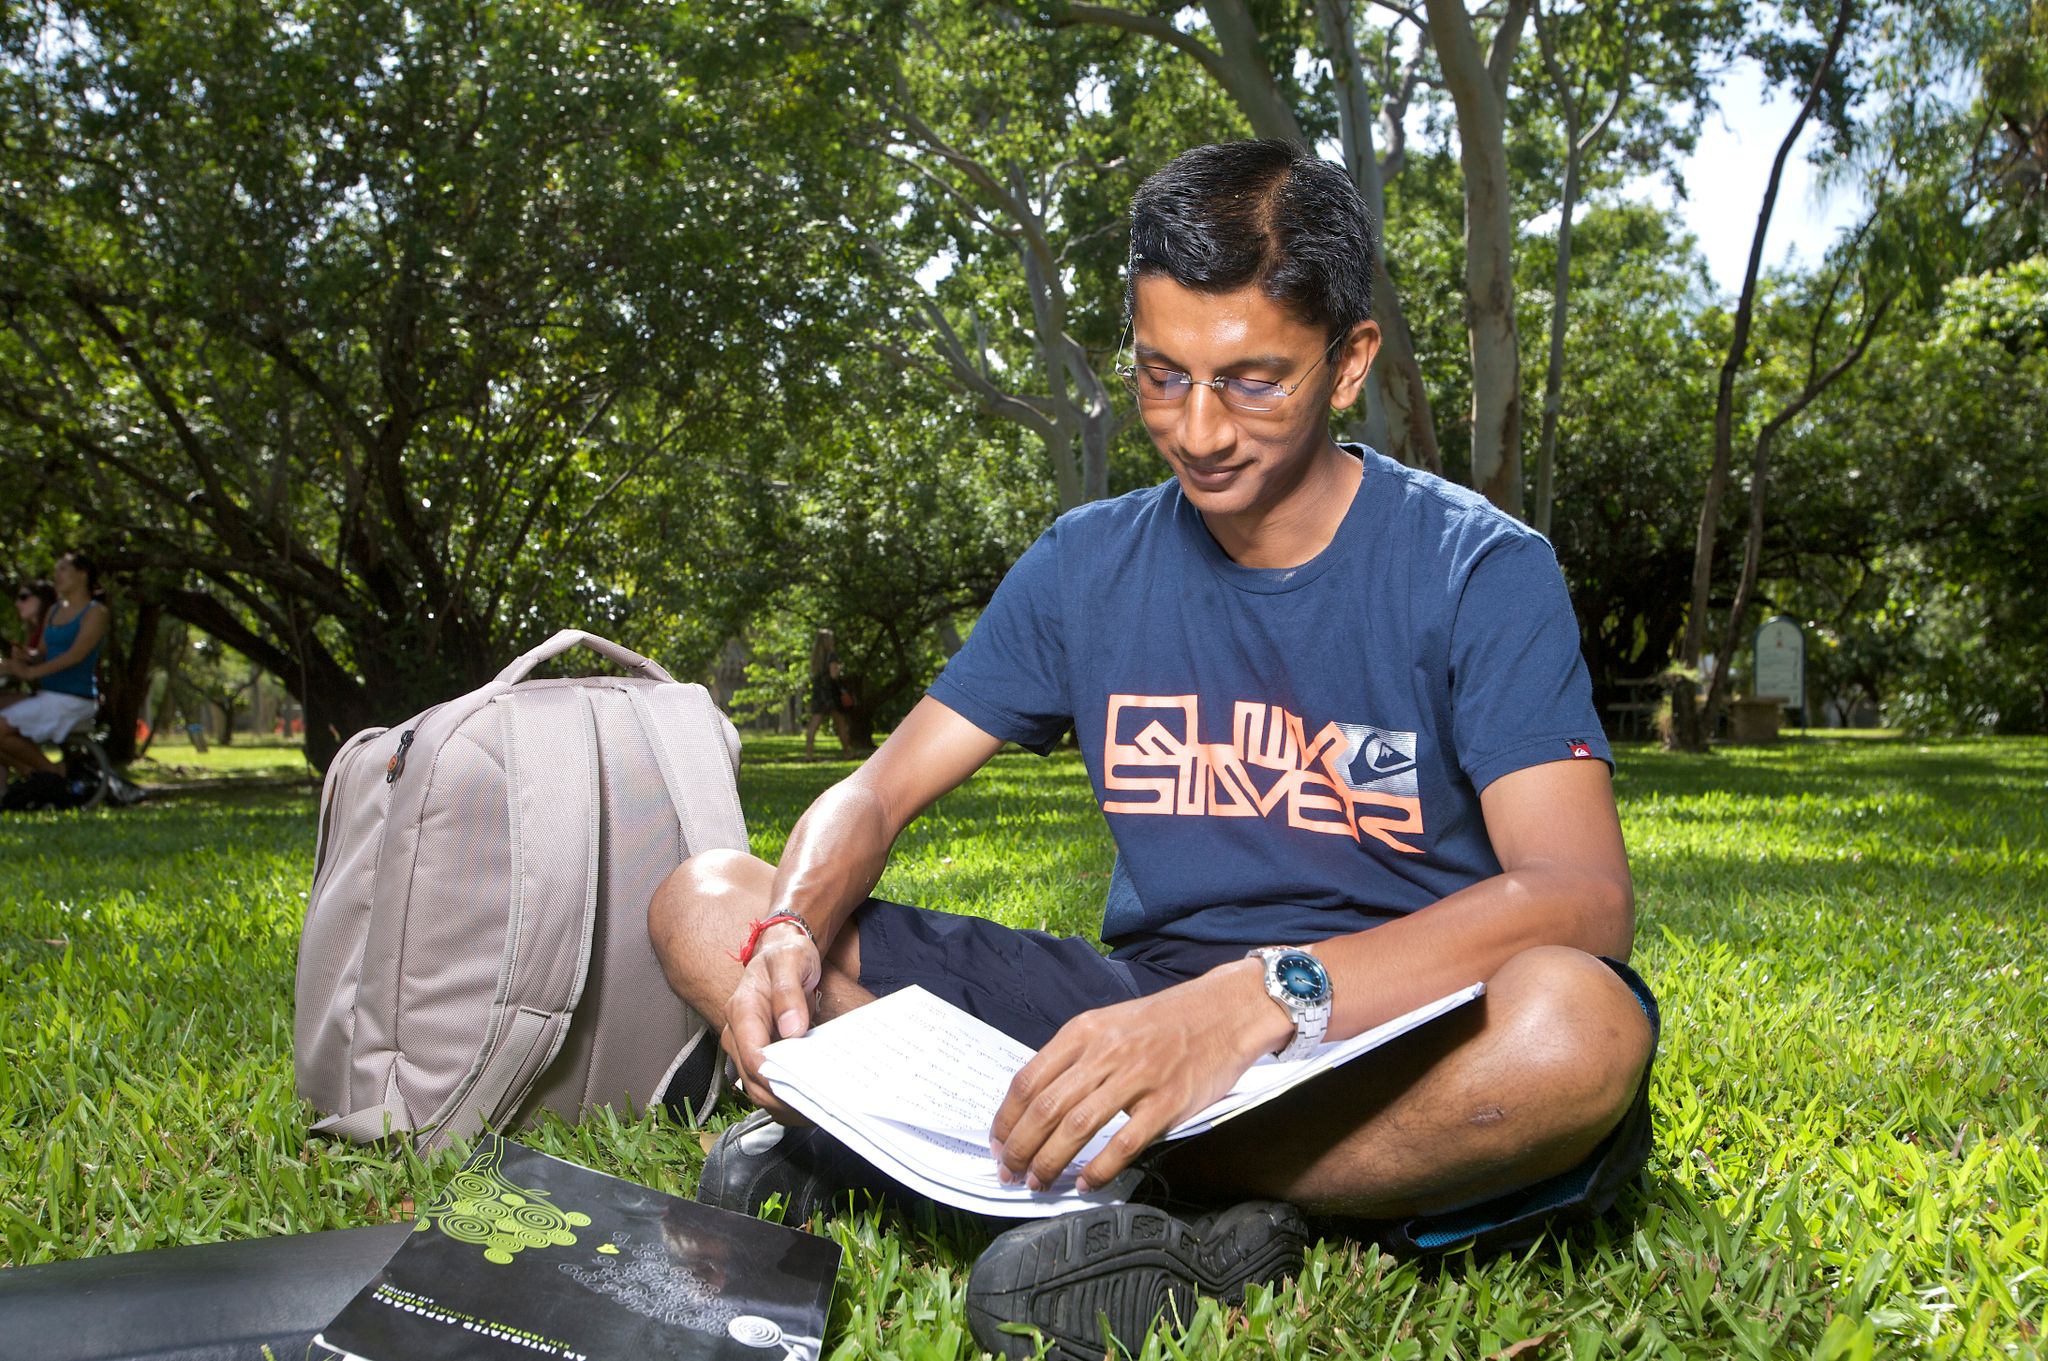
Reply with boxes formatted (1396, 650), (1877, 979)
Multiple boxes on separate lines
(756, 980), (1484, 1218)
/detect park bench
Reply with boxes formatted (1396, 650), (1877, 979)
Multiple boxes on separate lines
(1604, 677), (1661, 741)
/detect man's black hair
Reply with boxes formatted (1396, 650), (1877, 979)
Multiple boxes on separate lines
(1126, 140), (1378, 341)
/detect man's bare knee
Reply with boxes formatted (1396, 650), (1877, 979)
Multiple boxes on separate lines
(647, 849), (775, 1014)
(1486, 945), (1652, 1137)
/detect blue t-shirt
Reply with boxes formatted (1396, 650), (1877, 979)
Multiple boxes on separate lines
(926, 446), (1611, 948)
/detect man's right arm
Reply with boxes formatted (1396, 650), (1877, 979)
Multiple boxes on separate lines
(722, 696), (1005, 1102)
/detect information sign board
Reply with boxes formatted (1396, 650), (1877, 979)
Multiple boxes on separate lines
(1753, 615), (1805, 705)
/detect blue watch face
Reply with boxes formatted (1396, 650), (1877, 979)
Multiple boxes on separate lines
(1274, 954), (1328, 1002)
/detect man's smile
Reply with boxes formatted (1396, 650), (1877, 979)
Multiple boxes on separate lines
(1177, 460), (1245, 490)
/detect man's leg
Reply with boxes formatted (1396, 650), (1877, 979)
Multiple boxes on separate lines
(656, 850), (1113, 1224)
(1149, 944), (1653, 1220)
(966, 947), (1654, 1361)
(646, 847), (875, 1039)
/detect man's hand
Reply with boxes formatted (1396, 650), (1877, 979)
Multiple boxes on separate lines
(989, 960), (1289, 1193)
(720, 926), (822, 1123)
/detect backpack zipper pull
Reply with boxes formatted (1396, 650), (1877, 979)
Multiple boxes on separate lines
(385, 728), (416, 783)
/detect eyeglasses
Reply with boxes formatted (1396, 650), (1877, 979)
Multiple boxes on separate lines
(1117, 330), (1345, 415)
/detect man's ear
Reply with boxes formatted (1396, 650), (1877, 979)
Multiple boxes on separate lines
(1329, 320), (1381, 411)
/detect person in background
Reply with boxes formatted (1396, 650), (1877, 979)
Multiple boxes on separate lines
(803, 629), (853, 760)
(0, 551), (110, 778)
(2, 578), (58, 715)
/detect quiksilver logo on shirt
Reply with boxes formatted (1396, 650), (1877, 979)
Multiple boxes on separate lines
(1100, 695), (1426, 853)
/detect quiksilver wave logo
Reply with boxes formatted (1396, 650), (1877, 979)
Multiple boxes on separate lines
(1335, 723), (1418, 798)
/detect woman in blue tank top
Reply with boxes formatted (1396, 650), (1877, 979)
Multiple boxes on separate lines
(0, 550), (111, 778)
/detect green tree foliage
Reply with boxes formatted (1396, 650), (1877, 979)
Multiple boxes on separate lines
(2, 0), (2041, 759)
(0, 0), (845, 766)
(1522, 203), (1718, 706)
(724, 356), (1057, 744)
(1779, 257), (2048, 732)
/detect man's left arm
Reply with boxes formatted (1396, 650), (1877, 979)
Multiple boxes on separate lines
(990, 756), (1631, 1191)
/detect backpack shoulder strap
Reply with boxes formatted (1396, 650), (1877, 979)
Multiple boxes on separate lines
(424, 687), (603, 1151)
(625, 683), (748, 857)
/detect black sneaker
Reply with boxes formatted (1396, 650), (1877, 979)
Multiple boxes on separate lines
(694, 1108), (910, 1224)
(659, 1031), (731, 1125)
(965, 1200), (1309, 1361)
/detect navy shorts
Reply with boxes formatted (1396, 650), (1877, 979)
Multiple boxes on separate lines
(852, 896), (1659, 1256)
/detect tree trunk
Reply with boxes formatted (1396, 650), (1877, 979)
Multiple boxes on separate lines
(1425, 0), (1528, 515)
(1671, 0), (1851, 751)
(1201, 0), (1309, 142)
(1701, 283), (1896, 735)
(298, 665), (392, 772)
(841, 699), (878, 753)
(1702, 425), (1775, 728)
(1313, 0), (1441, 474)
(1370, 274), (1443, 474)
(99, 598), (161, 765)
(150, 625), (191, 758)
(1533, 148), (1580, 538)
(1530, 8), (1630, 538)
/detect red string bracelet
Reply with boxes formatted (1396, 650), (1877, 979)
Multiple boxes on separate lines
(734, 912), (817, 966)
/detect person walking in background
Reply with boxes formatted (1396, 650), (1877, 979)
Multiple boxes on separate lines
(804, 629), (852, 759)
(0, 551), (110, 779)
(2, 578), (57, 716)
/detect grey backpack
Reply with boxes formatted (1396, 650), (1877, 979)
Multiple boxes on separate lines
(294, 630), (743, 1152)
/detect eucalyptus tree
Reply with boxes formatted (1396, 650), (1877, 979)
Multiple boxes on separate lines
(856, 2), (1176, 512)
(1667, 0), (1994, 749)
(1525, 0), (1735, 537)
(0, 0), (841, 767)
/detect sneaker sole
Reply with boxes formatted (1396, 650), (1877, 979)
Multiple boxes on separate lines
(966, 1201), (1308, 1361)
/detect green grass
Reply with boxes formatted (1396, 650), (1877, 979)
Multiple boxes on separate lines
(124, 737), (318, 785)
(3, 734), (2044, 1357)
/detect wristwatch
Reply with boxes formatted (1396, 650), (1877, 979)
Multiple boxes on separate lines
(1247, 947), (1333, 1061)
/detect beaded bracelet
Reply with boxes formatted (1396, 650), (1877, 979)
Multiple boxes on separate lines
(735, 912), (817, 966)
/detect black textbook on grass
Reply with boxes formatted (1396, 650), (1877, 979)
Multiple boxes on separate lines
(314, 1138), (840, 1361)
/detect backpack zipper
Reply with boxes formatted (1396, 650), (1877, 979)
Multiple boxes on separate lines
(384, 728), (416, 783)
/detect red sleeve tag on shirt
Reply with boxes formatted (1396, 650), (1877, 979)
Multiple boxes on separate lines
(1567, 739), (1594, 759)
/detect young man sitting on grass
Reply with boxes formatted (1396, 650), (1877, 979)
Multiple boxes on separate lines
(649, 139), (1657, 1361)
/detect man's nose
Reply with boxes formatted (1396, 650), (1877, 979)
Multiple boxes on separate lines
(1174, 381), (1235, 459)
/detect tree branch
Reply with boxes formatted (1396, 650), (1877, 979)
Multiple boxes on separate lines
(1054, 3), (1236, 96)
(1487, 0), (1532, 98)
